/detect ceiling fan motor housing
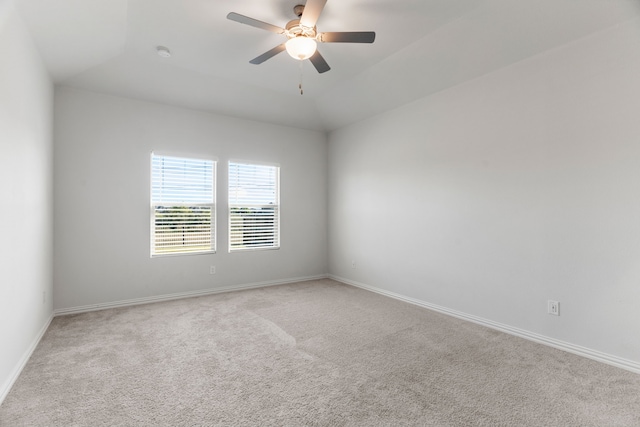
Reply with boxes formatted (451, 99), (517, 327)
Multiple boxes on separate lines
(285, 19), (317, 40)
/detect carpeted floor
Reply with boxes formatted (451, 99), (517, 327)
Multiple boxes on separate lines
(1, 279), (639, 426)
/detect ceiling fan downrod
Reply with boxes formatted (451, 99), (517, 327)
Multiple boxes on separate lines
(293, 5), (305, 18)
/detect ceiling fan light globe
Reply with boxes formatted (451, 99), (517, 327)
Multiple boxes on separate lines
(285, 37), (317, 60)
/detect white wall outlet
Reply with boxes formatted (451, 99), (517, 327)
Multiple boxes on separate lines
(209, 266), (216, 275)
(351, 260), (356, 269)
(548, 300), (559, 316)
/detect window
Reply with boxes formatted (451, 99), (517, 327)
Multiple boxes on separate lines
(229, 162), (280, 251)
(151, 154), (216, 256)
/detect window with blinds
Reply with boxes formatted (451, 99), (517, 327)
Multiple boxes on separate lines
(229, 162), (280, 252)
(151, 154), (216, 256)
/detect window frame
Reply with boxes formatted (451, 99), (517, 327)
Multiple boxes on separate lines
(150, 152), (217, 257)
(228, 160), (280, 253)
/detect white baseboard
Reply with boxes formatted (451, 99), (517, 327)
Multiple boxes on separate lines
(330, 275), (640, 375)
(0, 314), (53, 406)
(54, 274), (329, 316)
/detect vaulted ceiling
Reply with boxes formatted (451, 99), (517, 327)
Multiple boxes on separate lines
(16, 0), (640, 131)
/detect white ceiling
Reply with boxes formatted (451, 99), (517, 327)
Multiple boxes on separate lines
(15, 0), (640, 131)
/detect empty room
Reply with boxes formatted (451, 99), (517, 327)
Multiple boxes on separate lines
(2, 0), (640, 425)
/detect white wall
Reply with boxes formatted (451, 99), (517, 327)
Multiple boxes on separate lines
(0, 2), (53, 401)
(328, 18), (640, 366)
(54, 87), (327, 311)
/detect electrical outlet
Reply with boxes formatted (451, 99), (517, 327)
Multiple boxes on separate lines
(209, 266), (216, 275)
(548, 300), (559, 316)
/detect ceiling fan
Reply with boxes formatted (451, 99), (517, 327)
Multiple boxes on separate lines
(227, 0), (376, 74)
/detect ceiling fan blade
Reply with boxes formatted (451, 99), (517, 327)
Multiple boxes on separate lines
(319, 31), (376, 43)
(309, 50), (331, 73)
(227, 12), (285, 34)
(249, 44), (287, 65)
(300, 0), (327, 28)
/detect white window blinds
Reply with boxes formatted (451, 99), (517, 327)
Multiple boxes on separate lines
(151, 154), (216, 256)
(229, 162), (280, 251)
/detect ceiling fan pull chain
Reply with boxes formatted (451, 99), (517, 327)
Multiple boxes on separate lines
(299, 61), (304, 95)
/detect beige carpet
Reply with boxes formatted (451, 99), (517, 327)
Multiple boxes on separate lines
(1, 279), (639, 426)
